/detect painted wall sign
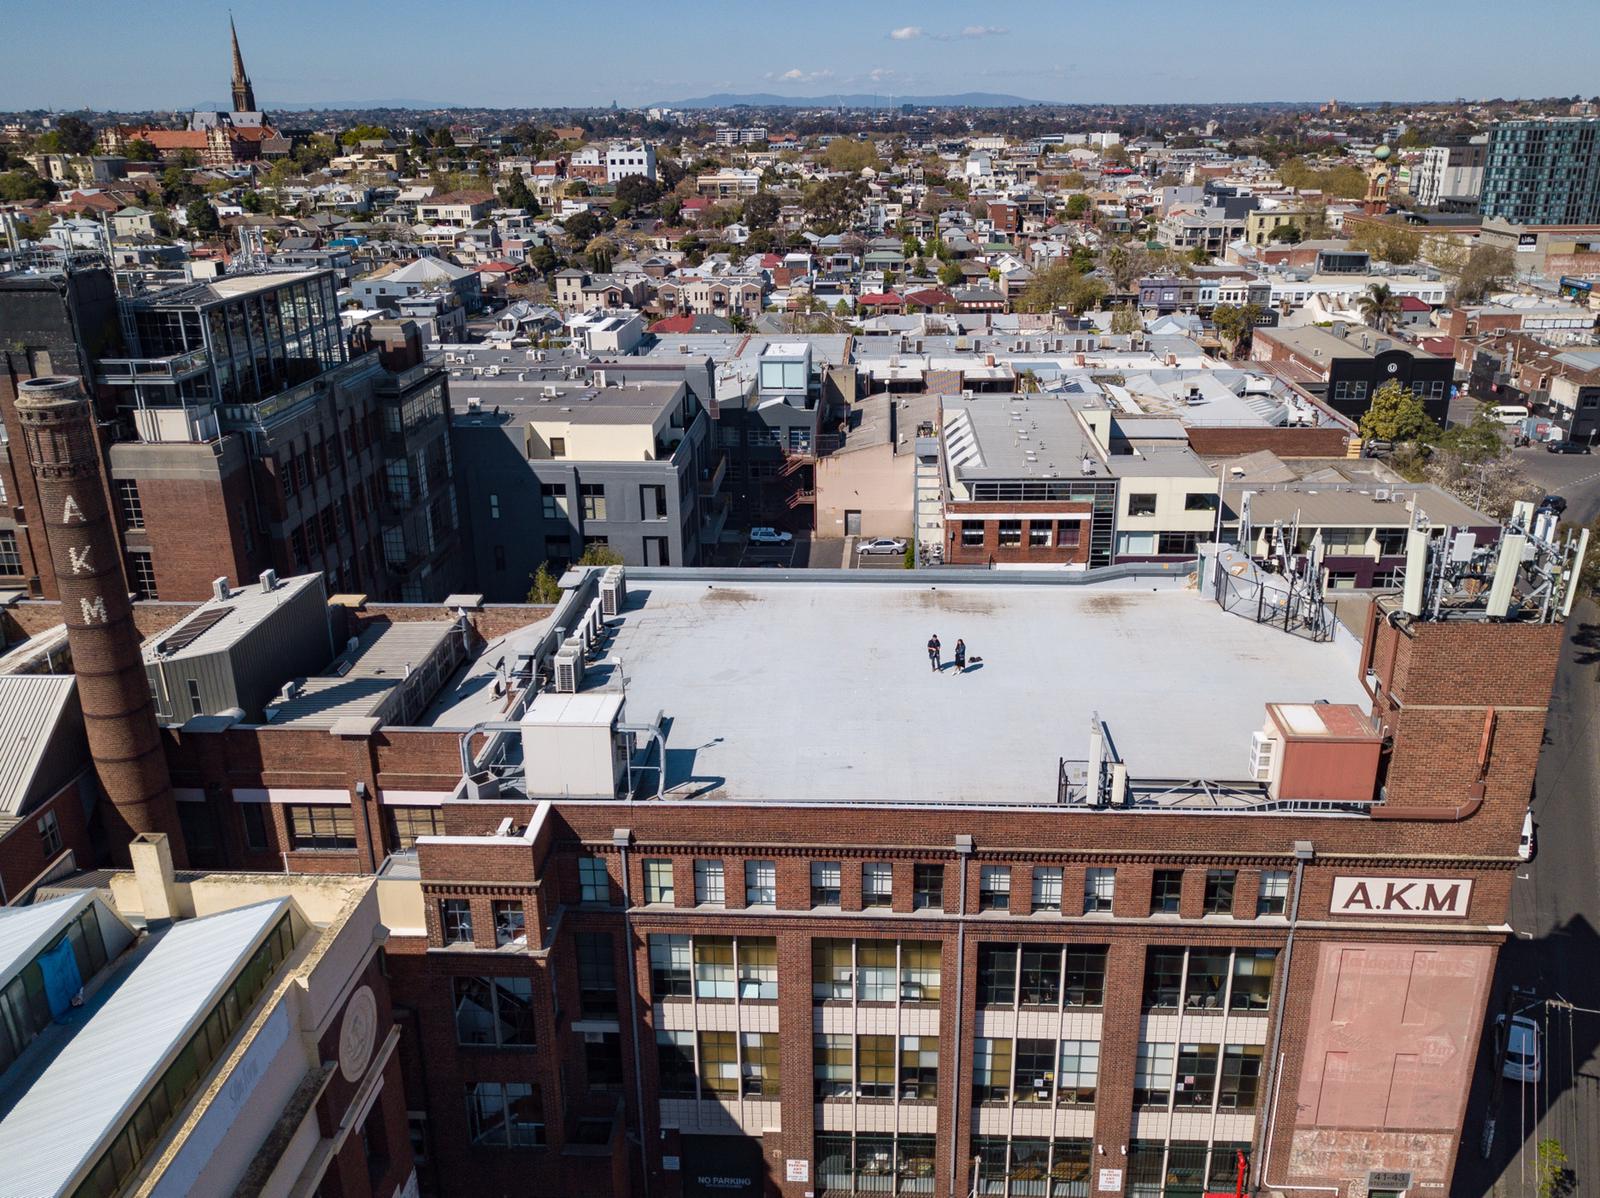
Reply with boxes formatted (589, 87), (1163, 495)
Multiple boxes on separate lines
(1331, 876), (1472, 917)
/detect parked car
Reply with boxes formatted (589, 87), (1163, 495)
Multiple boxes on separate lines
(1546, 440), (1592, 454)
(1496, 1013), (1542, 1083)
(1538, 495), (1568, 516)
(1362, 439), (1394, 458)
(747, 527), (793, 545)
(857, 537), (908, 556)
(1519, 809), (1536, 861)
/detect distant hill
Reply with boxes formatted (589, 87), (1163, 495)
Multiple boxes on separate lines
(665, 91), (1047, 109)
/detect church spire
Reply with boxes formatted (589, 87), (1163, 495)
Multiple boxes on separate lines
(229, 14), (256, 113)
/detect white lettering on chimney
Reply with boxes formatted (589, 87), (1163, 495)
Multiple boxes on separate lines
(68, 544), (93, 575)
(1330, 876), (1472, 917)
(79, 595), (109, 625)
(62, 495), (84, 524)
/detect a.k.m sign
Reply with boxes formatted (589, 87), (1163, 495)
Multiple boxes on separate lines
(1330, 876), (1473, 917)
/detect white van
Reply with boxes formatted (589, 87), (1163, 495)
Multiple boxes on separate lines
(1490, 405), (1530, 425)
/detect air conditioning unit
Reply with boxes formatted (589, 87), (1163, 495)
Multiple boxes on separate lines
(585, 597), (605, 644)
(554, 640), (585, 693)
(1248, 731), (1278, 783)
(600, 566), (626, 616)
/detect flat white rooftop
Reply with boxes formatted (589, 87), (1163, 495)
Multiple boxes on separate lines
(600, 578), (1369, 806)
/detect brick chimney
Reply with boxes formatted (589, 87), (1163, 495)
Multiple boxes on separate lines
(14, 376), (186, 865)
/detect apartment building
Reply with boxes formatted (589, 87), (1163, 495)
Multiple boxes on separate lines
(1480, 118), (1600, 226)
(1410, 140), (1487, 209)
(47, 535), (1567, 1198)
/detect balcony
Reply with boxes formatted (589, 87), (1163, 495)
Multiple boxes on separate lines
(98, 348), (209, 385)
(785, 489), (816, 509)
(698, 454), (727, 499)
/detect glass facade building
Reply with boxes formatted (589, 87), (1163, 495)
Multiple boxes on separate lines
(1481, 118), (1600, 225)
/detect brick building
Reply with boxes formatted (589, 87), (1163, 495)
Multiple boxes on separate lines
(2, 503), (1571, 1198)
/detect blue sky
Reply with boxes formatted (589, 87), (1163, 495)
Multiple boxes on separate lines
(3, 0), (1597, 110)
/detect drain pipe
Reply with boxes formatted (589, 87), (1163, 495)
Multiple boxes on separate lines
(1256, 840), (1340, 1194)
(948, 834), (974, 1197)
(458, 720), (524, 777)
(613, 828), (652, 1198)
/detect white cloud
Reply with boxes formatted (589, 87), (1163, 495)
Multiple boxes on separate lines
(868, 67), (898, 82)
(889, 25), (922, 40)
(775, 67), (834, 83)
(961, 25), (1009, 38)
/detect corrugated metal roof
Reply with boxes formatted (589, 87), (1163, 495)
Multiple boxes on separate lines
(0, 894), (91, 994)
(0, 898), (290, 1197)
(0, 676), (76, 819)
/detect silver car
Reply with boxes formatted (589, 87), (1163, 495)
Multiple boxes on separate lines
(857, 537), (908, 556)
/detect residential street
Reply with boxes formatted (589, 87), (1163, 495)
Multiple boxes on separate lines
(1454, 599), (1600, 1197)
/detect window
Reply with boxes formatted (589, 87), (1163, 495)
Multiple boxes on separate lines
(0, 531), (20, 576)
(543, 534), (570, 563)
(1019, 944), (1061, 1006)
(694, 937), (734, 999)
(1231, 949), (1277, 1010)
(1158, 531), (1203, 556)
(580, 483), (606, 520)
(900, 1036), (939, 1100)
(699, 1031), (738, 1096)
(466, 1082), (545, 1147)
(540, 483), (567, 519)
(812, 939), (853, 1000)
(640, 483), (667, 519)
(996, 520), (1023, 547)
(979, 866), (1011, 911)
(1134, 1041), (1174, 1107)
(549, 436), (566, 457)
(37, 810), (61, 858)
(814, 1033), (852, 1098)
(973, 1037), (1013, 1102)
(440, 899), (474, 945)
(1128, 493), (1157, 516)
(1015, 1038), (1056, 1102)
(576, 932), (618, 1015)
(453, 975), (535, 1046)
(863, 862), (893, 908)
(977, 944), (1018, 1006)
(117, 479), (145, 529)
(1058, 1041), (1099, 1105)
(1152, 869), (1183, 913)
(1144, 948), (1185, 1009)
(492, 545), (507, 571)
(1184, 492), (1219, 511)
(738, 938), (778, 999)
(811, 861), (841, 906)
(1031, 867), (1063, 912)
(694, 858), (725, 905)
(493, 901), (526, 948)
(489, 494), (500, 519)
(913, 863), (944, 911)
(1082, 868), (1115, 914)
(1187, 950), (1230, 1009)
(643, 858), (674, 904)
(648, 933), (691, 998)
(1258, 870), (1290, 916)
(1219, 1044), (1264, 1110)
(900, 941), (940, 1002)
(187, 679), (203, 716)
(388, 806), (442, 851)
(1065, 944), (1108, 1008)
(578, 856), (609, 904)
(1204, 870), (1236, 915)
(961, 522), (985, 547)
(1175, 1043), (1220, 1107)
(1029, 523), (1052, 547)
(657, 1030), (697, 1097)
(857, 940), (896, 1001)
(742, 1031), (780, 1096)
(129, 552), (158, 600)
(241, 803), (269, 852)
(1057, 521), (1081, 547)
(857, 1034), (895, 1098)
(744, 859), (777, 906)
(287, 805), (356, 852)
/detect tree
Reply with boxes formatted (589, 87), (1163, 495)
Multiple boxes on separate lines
(184, 199), (220, 236)
(54, 115), (96, 154)
(579, 543), (625, 568)
(937, 261), (964, 288)
(1349, 218), (1422, 265)
(0, 170), (54, 202)
(1019, 263), (1107, 315)
(1436, 413), (1506, 464)
(527, 563), (563, 604)
(498, 173), (537, 212)
(585, 235), (615, 274)
(1356, 282), (1402, 331)
(1110, 304), (1140, 335)
(1064, 194), (1091, 220)
(801, 175), (866, 228)
(1100, 243), (1152, 292)
(823, 138), (881, 175)
(1211, 303), (1261, 357)
(123, 137), (158, 161)
(614, 174), (662, 211)
(1186, 246), (1210, 266)
(1360, 379), (1439, 443)
(1268, 223), (1303, 244)
(562, 210), (602, 243)
(1451, 244), (1517, 304)
(742, 192), (780, 229)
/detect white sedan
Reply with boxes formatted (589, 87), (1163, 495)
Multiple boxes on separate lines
(857, 537), (908, 556)
(747, 527), (793, 545)
(1496, 1013), (1542, 1083)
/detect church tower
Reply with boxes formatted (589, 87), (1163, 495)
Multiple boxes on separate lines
(229, 15), (257, 113)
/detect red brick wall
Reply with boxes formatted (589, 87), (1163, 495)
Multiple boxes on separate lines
(0, 772), (94, 900)
(943, 502), (1091, 566)
(127, 470), (259, 601)
(1185, 426), (1353, 458)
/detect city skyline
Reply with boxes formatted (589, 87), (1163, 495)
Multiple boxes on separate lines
(3, 0), (1600, 111)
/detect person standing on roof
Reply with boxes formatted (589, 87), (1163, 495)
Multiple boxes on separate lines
(953, 638), (967, 674)
(927, 634), (942, 672)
